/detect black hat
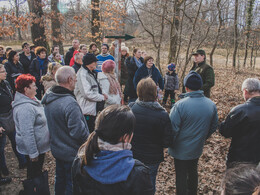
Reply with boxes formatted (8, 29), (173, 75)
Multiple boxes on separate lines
(192, 49), (206, 56)
(83, 53), (98, 66)
(184, 71), (203, 90)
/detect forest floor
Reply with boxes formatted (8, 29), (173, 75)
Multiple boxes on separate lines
(1, 54), (260, 195)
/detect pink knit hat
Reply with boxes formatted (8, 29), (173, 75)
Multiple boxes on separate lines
(102, 60), (116, 73)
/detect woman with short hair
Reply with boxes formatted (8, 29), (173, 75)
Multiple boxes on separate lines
(129, 77), (174, 194)
(72, 105), (153, 195)
(41, 62), (62, 91)
(12, 74), (50, 179)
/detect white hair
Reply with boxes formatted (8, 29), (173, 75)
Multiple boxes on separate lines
(74, 52), (83, 61)
(241, 78), (260, 93)
(55, 66), (75, 84)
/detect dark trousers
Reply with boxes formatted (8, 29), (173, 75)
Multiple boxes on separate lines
(174, 158), (199, 195)
(163, 90), (175, 103)
(0, 131), (26, 171)
(36, 83), (44, 100)
(25, 153), (45, 179)
(55, 159), (73, 195)
(146, 163), (160, 194)
(84, 115), (96, 133)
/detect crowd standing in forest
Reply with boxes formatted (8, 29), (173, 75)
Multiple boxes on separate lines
(0, 40), (259, 195)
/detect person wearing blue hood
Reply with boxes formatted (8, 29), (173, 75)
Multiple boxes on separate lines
(72, 105), (153, 195)
(168, 71), (218, 195)
(29, 46), (49, 100)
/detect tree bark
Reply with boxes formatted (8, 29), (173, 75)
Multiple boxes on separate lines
(232, 0), (238, 68)
(15, 0), (23, 40)
(51, 0), (64, 55)
(27, 0), (49, 50)
(91, 0), (101, 48)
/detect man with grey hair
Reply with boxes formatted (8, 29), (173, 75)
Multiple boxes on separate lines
(220, 78), (260, 168)
(72, 52), (84, 73)
(42, 66), (89, 195)
(65, 39), (80, 65)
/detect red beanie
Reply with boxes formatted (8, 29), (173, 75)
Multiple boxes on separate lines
(102, 60), (116, 73)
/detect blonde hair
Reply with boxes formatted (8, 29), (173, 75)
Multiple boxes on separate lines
(41, 62), (62, 81)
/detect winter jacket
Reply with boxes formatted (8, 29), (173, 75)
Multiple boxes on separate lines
(120, 54), (129, 85)
(129, 100), (174, 164)
(41, 85), (89, 162)
(4, 60), (24, 92)
(0, 80), (13, 114)
(134, 64), (164, 90)
(72, 62), (82, 73)
(74, 66), (105, 116)
(219, 96), (260, 165)
(48, 54), (65, 65)
(125, 56), (144, 99)
(168, 90), (218, 160)
(164, 72), (179, 90)
(65, 47), (75, 65)
(72, 153), (153, 195)
(96, 54), (115, 72)
(19, 51), (36, 73)
(191, 61), (215, 98)
(0, 54), (6, 64)
(29, 57), (48, 85)
(97, 72), (121, 107)
(12, 92), (50, 158)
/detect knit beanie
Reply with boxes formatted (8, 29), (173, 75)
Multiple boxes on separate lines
(102, 60), (116, 73)
(83, 53), (98, 66)
(168, 63), (176, 71)
(184, 71), (203, 90)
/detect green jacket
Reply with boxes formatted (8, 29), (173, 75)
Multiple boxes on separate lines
(191, 61), (215, 98)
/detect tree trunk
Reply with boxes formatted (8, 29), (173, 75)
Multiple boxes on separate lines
(15, 0), (23, 40)
(243, 0), (255, 67)
(168, 0), (183, 64)
(91, 0), (101, 48)
(250, 46), (253, 68)
(232, 0), (238, 68)
(209, 0), (222, 66)
(51, 0), (64, 55)
(27, 0), (49, 50)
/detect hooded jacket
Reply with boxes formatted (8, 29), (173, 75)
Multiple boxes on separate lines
(41, 86), (89, 162)
(12, 92), (50, 158)
(65, 47), (75, 65)
(74, 66), (104, 116)
(72, 148), (153, 195)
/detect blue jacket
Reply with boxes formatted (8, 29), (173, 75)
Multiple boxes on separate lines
(133, 64), (164, 90)
(168, 90), (218, 160)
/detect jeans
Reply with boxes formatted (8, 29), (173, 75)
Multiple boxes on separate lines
(0, 131), (26, 171)
(174, 158), (199, 195)
(55, 159), (73, 195)
(146, 163), (160, 194)
(25, 153), (45, 179)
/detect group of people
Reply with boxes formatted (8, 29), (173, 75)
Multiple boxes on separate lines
(0, 39), (259, 195)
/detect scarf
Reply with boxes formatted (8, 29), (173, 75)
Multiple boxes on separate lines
(104, 72), (122, 96)
(134, 56), (143, 68)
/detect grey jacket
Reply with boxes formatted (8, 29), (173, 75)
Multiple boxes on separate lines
(164, 72), (179, 90)
(12, 92), (50, 158)
(41, 86), (89, 162)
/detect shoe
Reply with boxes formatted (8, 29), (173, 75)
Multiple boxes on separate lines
(0, 177), (12, 185)
(1, 166), (9, 176)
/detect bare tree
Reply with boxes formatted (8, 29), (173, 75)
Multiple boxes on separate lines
(232, 0), (238, 68)
(91, 0), (101, 48)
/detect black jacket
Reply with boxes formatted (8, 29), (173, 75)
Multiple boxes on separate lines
(72, 62), (82, 73)
(219, 96), (260, 165)
(29, 58), (48, 84)
(72, 157), (153, 195)
(125, 56), (144, 99)
(4, 60), (24, 92)
(19, 51), (36, 73)
(133, 64), (164, 90)
(65, 47), (75, 65)
(129, 101), (174, 164)
(0, 80), (13, 114)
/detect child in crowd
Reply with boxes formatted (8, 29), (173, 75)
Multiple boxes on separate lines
(163, 63), (179, 106)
